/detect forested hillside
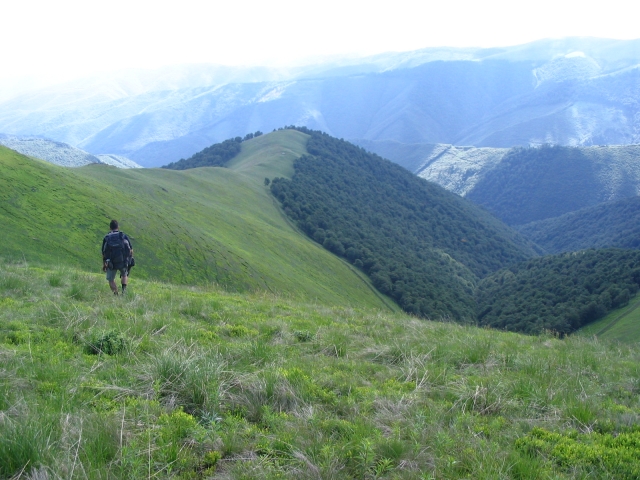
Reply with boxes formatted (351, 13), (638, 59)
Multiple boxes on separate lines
(465, 145), (640, 225)
(476, 249), (640, 334)
(517, 196), (640, 253)
(270, 128), (538, 320)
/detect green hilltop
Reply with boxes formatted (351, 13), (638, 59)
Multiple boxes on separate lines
(0, 133), (391, 311)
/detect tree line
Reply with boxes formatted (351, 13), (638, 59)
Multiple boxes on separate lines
(162, 131), (262, 170)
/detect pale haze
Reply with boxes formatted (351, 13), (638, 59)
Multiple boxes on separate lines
(2, 0), (638, 89)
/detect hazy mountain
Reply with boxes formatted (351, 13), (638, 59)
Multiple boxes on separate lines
(465, 144), (640, 225)
(1, 38), (640, 167)
(95, 154), (142, 169)
(0, 134), (141, 168)
(359, 139), (640, 228)
(0, 134), (101, 167)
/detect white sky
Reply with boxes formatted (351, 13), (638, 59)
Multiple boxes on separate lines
(1, 0), (639, 86)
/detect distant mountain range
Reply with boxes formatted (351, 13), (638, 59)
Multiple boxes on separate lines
(359, 140), (640, 225)
(1, 37), (640, 167)
(354, 140), (509, 196)
(0, 134), (141, 168)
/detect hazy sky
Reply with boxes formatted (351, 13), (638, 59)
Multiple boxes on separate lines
(2, 0), (638, 85)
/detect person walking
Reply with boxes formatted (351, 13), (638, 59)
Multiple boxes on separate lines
(102, 220), (133, 295)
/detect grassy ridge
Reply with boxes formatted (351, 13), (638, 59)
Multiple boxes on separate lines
(2, 261), (640, 479)
(0, 134), (390, 310)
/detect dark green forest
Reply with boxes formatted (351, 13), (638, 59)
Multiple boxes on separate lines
(162, 132), (262, 170)
(270, 128), (537, 320)
(518, 196), (640, 254)
(467, 145), (606, 225)
(476, 249), (640, 334)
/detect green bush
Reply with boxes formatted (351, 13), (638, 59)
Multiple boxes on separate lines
(85, 331), (127, 355)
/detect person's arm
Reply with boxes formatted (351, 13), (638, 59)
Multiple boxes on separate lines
(125, 234), (133, 256)
(101, 236), (108, 270)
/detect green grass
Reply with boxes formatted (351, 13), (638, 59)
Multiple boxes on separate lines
(2, 260), (640, 479)
(227, 129), (309, 181)
(579, 294), (640, 343)
(0, 133), (392, 311)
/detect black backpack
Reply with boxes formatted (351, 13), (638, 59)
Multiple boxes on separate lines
(104, 232), (130, 269)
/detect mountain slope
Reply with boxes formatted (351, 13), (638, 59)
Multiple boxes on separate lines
(0, 134), (141, 168)
(0, 135), (390, 310)
(355, 139), (509, 196)
(477, 249), (640, 334)
(579, 292), (640, 343)
(270, 129), (539, 320)
(465, 145), (640, 225)
(95, 154), (142, 168)
(0, 134), (101, 167)
(517, 195), (640, 253)
(3, 38), (640, 167)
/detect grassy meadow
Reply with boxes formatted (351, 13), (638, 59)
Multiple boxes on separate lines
(0, 132), (391, 311)
(2, 260), (640, 479)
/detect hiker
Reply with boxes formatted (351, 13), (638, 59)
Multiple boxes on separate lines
(102, 220), (134, 295)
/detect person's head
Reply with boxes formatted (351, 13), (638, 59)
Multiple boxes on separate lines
(110, 219), (119, 230)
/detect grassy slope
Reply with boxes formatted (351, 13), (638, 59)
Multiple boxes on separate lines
(0, 135), (391, 310)
(579, 293), (640, 343)
(226, 129), (307, 181)
(2, 262), (640, 479)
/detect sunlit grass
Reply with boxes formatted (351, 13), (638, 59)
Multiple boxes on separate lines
(1, 260), (640, 478)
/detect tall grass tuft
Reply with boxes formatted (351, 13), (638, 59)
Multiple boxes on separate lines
(0, 414), (58, 479)
(144, 344), (224, 417)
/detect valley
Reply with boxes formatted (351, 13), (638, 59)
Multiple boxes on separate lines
(2, 126), (640, 479)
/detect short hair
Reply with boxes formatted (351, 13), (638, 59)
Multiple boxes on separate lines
(110, 219), (119, 230)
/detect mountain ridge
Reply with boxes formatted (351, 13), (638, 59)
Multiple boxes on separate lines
(3, 38), (640, 167)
